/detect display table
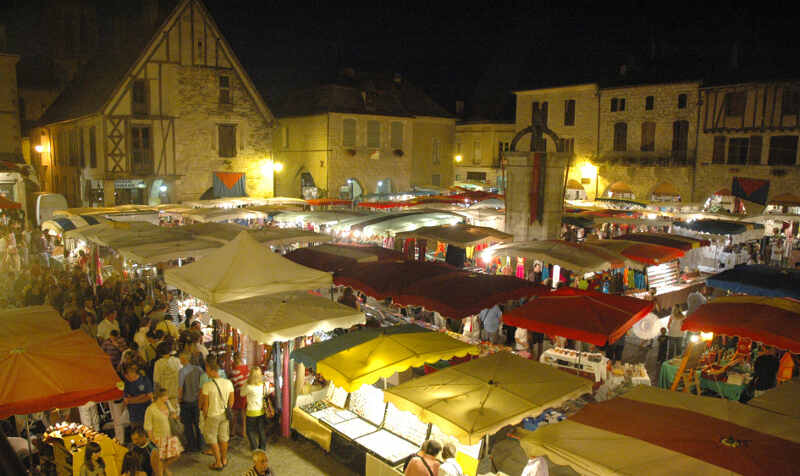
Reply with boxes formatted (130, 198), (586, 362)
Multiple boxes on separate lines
(539, 348), (608, 382)
(292, 407), (333, 452)
(657, 359), (749, 401)
(365, 453), (403, 476)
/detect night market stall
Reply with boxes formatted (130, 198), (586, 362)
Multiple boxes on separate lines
(519, 385), (800, 476)
(0, 305), (69, 336)
(749, 380), (800, 419)
(0, 331), (125, 476)
(503, 288), (653, 384)
(672, 219), (765, 272)
(654, 296), (800, 401)
(333, 261), (461, 301)
(382, 352), (592, 476)
(394, 223), (512, 267)
(285, 244), (405, 273)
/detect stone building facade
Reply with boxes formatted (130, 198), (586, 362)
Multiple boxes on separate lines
(275, 77), (455, 199)
(512, 79), (800, 207)
(454, 121), (515, 190)
(0, 53), (21, 162)
(29, 0), (275, 206)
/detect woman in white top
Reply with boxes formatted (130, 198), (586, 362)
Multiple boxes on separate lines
(144, 387), (183, 475)
(439, 443), (464, 476)
(243, 367), (268, 450)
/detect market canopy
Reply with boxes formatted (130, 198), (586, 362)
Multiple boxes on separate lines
(0, 306), (69, 337)
(208, 291), (365, 345)
(64, 222), (188, 248)
(383, 352), (592, 445)
(291, 324), (479, 392)
(333, 261), (460, 300)
(484, 240), (632, 275)
(397, 272), (549, 319)
(586, 239), (684, 266)
(749, 381), (800, 419)
(705, 264), (800, 299)
(616, 232), (709, 251)
(0, 196), (21, 209)
(0, 331), (124, 419)
(164, 231), (332, 303)
(117, 238), (223, 264)
(519, 385), (800, 476)
(395, 223), (512, 248)
(355, 211), (464, 237)
(181, 223), (331, 246)
(41, 215), (109, 235)
(285, 244), (405, 272)
(180, 207), (267, 223)
(683, 296), (800, 353)
(503, 288), (654, 346)
(273, 210), (370, 228)
(672, 219), (764, 244)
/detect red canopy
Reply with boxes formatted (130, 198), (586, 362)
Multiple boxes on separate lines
(333, 261), (459, 300)
(617, 232), (710, 251)
(503, 288), (654, 346)
(588, 240), (684, 265)
(286, 245), (405, 273)
(0, 331), (123, 418)
(0, 195), (21, 210)
(398, 273), (549, 319)
(683, 296), (800, 353)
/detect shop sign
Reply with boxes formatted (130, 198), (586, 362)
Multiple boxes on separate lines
(115, 180), (145, 189)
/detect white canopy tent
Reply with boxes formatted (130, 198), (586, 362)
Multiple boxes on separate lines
(180, 207), (268, 223)
(208, 291), (365, 345)
(359, 211), (463, 237)
(117, 239), (223, 264)
(164, 231), (332, 303)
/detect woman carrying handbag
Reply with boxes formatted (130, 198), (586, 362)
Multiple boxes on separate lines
(243, 367), (270, 450)
(144, 387), (184, 476)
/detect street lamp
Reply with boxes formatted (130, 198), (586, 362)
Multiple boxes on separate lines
(454, 155), (463, 163)
(262, 160), (284, 196)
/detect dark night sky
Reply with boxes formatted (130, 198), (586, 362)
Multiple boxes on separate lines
(3, 2), (799, 119)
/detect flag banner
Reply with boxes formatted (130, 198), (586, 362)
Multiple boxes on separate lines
(732, 176), (769, 206)
(213, 171), (246, 197)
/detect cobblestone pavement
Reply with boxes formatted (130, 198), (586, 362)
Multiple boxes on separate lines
(171, 435), (357, 476)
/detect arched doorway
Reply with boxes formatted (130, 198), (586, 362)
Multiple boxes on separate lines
(650, 182), (681, 202)
(565, 179), (587, 200)
(148, 178), (170, 205)
(605, 181), (634, 200)
(339, 178), (363, 200)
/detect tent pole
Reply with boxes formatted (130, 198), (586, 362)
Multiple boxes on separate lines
(25, 414), (32, 474)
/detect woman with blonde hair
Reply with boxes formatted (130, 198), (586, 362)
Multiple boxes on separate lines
(144, 387), (183, 475)
(243, 367), (268, 450)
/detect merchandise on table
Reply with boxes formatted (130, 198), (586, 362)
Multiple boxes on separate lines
(355, 429), (420, 465)
(326, 383), (349, 408)
(539, 347), (609, 382)
(332, 417), (378, 439)
(383, 402), (428, 446)
(311, 407), (358, 426)
(348, 384), (387, 425)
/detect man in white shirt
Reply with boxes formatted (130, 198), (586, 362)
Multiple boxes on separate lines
(200, 359), (234, 471)
(96, 301), (121, 342)
(686, 286), (708, 316)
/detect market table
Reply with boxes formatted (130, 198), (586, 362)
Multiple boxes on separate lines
(657, 359), (749, 401)
(291, 407), (332, 452)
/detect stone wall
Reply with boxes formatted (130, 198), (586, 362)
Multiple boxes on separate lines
(173, 65), (274, 202)
(0, 54), (21, 156)
(505, 152), (568, 241)
(410, 117), (455, 187)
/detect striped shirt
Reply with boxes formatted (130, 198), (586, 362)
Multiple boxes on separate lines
(230, 365), (249, 390)
(167, 298), (179, 317)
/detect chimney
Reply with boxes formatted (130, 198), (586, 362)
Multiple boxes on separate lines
(455, 100), (465, 116)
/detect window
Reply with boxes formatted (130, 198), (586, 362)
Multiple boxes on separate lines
(219, 75), (232, 104)
(455, 141), (462, 155)
(466, 171), (487, 181)
(727, 138), (749, 165)
(431, 174), (441, 186)
(89, 126), (97, 168)
(638, 122), (655, 152)
(68, 128), (80, 166)
(672, 120), (689, 160)
(218, 124), (237, 158)
(613, 122), (627, 151)
(390, 121), (403, 149)
(645, 96), (654, 110)
(432, 138), (441, 164)
(367, 120), (380, 148)
(131, 126), (153, 174)
(281, 126), (289, 149)
(611, 98), (625, 112)
(748, 136), (763, 164)
(768, 135), (799, 165)
(725, 92), (746, 117)
(557, 138), (574, 154)
(472, 139), (481, 165)
(712, 136), (726, 163)
(564, 99), (575, 126)
(56, 130), (68, 167)
(342, 118), (356, 147)
(781, 90), (800, 116)
(531, 101), (548, 124)
(677, 94), (687, 109)
(132, 80), (148, 115)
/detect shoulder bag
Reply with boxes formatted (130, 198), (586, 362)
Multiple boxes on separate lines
(211, 378), (233, 421)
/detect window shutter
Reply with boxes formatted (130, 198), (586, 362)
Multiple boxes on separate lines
(390, 122), (403, 149)
(748, 136), (762, 164)
(641, 122), (655, 151)
(712, 136), (726, 163)
(342, 119), (356, 147)
(613, 122), (627, 151)
(367, 120), (380, 148)
(211, 126), (217, 150)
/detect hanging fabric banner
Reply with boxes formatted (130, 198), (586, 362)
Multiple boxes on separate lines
(529, 153), (542, 224)
(732, 176), (769, 205)
(213, 171), (247, 198)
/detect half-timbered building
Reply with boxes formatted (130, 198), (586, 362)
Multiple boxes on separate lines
(30, 0), (276, 206)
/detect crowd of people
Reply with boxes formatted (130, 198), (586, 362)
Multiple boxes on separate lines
(1, 234), (275, 476)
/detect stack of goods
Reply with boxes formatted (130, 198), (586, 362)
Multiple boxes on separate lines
(43, 422), (103, 446)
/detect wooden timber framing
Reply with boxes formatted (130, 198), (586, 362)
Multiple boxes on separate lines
(702, 82), (800, 134)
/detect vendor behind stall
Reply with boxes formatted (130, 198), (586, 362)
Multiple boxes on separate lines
(753, 346), (780, 397)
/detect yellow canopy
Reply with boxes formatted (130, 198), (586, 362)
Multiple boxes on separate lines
(749, 381), (800, 419)
(383, 352), (592, 445)
(519, 385), (800, 476)
(0, 305), (69, 336)
(315, 331), (480, 393)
